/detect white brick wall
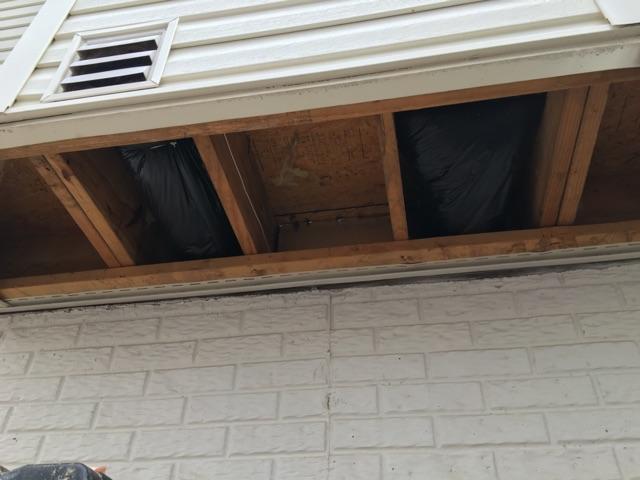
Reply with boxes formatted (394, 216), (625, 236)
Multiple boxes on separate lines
(2, 262), (640, 479)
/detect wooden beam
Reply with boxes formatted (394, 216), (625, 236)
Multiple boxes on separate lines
(379, 113), (409, 240)
(42, 149), (146, 266)
(194, 134), (276, 255)
(2, 68), (639, 161)
(30, 156), (121, 268)
(2, 219), (640, 301)
(529, 87), (589, 227)
(557, 83), (610, 225)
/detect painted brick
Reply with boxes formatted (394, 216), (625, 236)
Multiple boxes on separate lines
(598, 373), (640, 404)
(472, 315), (576, 346)
(97, 398), (184, 428)
(616, 445), (640, 480)
(31, 348), (111, 375)
(277, 457), (327, 480)
(0, 352), (30, 376)
(0, 406), (9, 427)
(132, 300), (204, 319)
(243, 305), (328, 334)
(579, 310), (640, 338)
(230, 422), (326, 455)
(8, 403), (95, 431)
(333, 300), (419, 329)
(160, 313), (242, 341)
(516, 285), (621, 315)
(283, 331), (329, 357)
(533, 342), (640, 372)
(9, 309), (85, 328)
(421, 293), (517, 323)
(147, 366), (234, 395)
(485, 377), (597, 409)
(188, 393), (277, 423)
(105, 463), (173, 480)
(385, 452), (496, 480)
(437, 414), (548, 446)
(330, 329), (374, 356)
(547, 408), (640, 442)
(61, 372), (146, 399)
(1, 325), (79, 352)
(330, 386), (378, 416)
(377, 323), (472, 353)
(496, 447), (619, 480)
(0, 377), (60, 401)
(332, 417), (433, 449)
(197, 334), (282, 365)
(621, 282), (640, 306)
(41, 432), (132, 462)
(112, 342), (194, 371)
(238, 359), (328, 389)
(563, 263), (640, 285)
(280, 389), (327, 418)
(0, 434), (42, 464)
(429, 349), (530, 378)
(380, 382), (483, 413)
(179, 460), (272, 480)
(332, 354), (425, 382)
(133, 428), (226, 459)
(329, 455), (380, 480)
(79, 318), (158, 346)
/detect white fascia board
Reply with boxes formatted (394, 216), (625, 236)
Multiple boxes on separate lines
(597, 0), (640, 25)
(0, 0), (75, 112)
(0, 30), (639, 151)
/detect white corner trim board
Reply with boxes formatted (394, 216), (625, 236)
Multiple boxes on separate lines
(0, 0), (76, 112)
(597, 0), (640, 25)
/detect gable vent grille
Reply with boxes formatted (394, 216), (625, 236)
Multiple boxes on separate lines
(42, 19), (178, 102)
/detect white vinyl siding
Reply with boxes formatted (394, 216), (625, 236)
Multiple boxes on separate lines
(0, 0), (44, 64)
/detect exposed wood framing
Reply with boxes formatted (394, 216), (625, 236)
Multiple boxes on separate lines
(2, 220), (640, 301)
(2, 68), (639, 161)
(529, 87), (589, 227)
(41, 150), (145, 266)
(379, 113), (408, 241)
(194, 134), (276, 255)
(557, 83), (611, 225)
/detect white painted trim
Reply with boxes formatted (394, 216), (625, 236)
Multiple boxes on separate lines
(596, 0), (640, 25)
(0, 0), (75, 112)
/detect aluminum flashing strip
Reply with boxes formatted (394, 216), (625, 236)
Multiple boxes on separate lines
(597, 0), (640, 25)
(2, 242), (640, 313)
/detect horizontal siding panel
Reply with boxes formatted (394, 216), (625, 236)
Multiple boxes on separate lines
(20, 0), (604, 99)
(0, 0), (43, 11)
(42, 0), (484, 67)
(0, 3), (40, 20)
(71, 0), (167, 15)
(0, 0), (41, 64)
(0, 24), (26, 40)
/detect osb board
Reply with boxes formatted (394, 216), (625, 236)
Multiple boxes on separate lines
(0, 159), (105, 278)
(247, 116), (388, 216)
(577, 80), (640, 224)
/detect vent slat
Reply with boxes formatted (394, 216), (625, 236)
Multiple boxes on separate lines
(70, 50), (155, 75)
(78, 35), (158, 60)
(61, 65), (150, 92)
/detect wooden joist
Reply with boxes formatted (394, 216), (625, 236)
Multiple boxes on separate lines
(2, 219), (640, 301)
(379, 113), (409, 241)
(194, 134), (276, 255)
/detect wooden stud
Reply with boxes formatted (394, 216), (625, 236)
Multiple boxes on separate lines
(194, 134), (276, 255)
(529, 87), (589, 227)
(42, 149), (146, 266)
(379, 113), (409, 240)
(1, 68), (639, 161)
(2, 219), (640, 300)
(557, 83), (610, 225)
(30, 156), (121, 267)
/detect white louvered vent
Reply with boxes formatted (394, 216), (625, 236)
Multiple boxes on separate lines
(42, 18), (178, 102)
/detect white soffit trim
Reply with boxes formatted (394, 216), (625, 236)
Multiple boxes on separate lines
(596, 0), (640, 25)
(0, 0), (76, 112)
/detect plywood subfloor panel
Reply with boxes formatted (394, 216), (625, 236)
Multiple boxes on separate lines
(576, 80), (640, 224)
(0, 158), (105, 278)
(248, 116), (388, 216)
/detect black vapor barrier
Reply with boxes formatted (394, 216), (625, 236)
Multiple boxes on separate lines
(0, 464), (111, 480)
(395, 94), (545, 238)
(121, 139), (240, 260)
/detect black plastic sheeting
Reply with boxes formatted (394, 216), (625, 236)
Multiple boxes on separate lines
(395, 94), (545, 238)
(0, 464), (111, 480)
(120, 139), (240, 261)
